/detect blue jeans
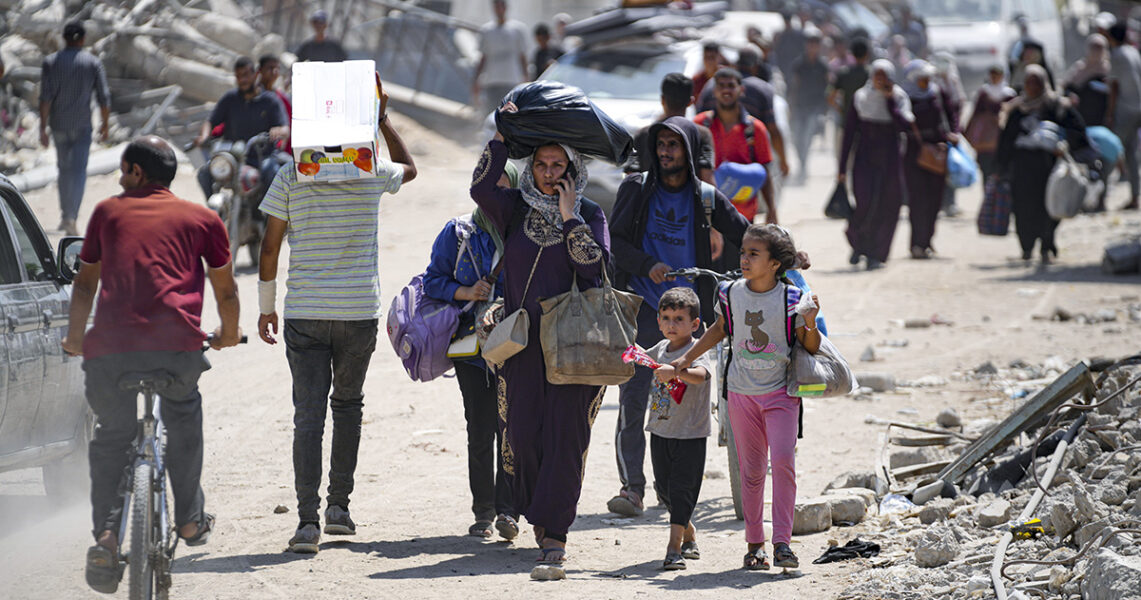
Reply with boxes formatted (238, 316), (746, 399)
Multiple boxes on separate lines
(53, 127), (92, 222)
(283, 319), (378, 524)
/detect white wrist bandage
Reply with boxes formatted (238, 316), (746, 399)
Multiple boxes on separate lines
(258, 280), (277, 315)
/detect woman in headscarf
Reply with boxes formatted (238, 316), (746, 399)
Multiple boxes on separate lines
(424, 164), (519, 541)
(1011, 40), (1056, 94)
(470, 115), (610, 573)
(838, 59), (913, 270)
(902, 60), (955, 259)
(1061, 33), (1110, 127)
(996, 65), (1091, 263)
(931, 51), (966, 217)
(965, 64), (1017, 180)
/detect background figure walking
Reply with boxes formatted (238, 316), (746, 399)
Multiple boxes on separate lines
(838, 60), (913, 270)
(38, 21), (111, 236)
(471, 0), (529, 116)
(902, 61), (954, 259)
(965, 65), (1016, 181)
(1107, 23), (1141, 210)
(788, 29), (830, 184)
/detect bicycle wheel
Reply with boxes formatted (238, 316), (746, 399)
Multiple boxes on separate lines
(128, 462), (155, 600)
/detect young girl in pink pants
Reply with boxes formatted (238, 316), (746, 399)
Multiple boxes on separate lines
(673, 224), (821, 571)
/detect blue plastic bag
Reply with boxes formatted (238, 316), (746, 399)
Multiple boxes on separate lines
(947, 140), (979, 189)
(714, 161), (767, 203)
(1087, 126), (1123, 167)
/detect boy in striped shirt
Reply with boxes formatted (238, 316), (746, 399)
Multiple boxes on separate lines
(257, 75), (417, 553)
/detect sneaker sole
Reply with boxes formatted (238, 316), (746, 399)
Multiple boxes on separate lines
(774, 559), (799, 569)
(323, 524), (355, 535)
(289, 543), (320, 553)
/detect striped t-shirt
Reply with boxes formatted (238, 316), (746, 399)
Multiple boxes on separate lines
(261, 162), (403, 320)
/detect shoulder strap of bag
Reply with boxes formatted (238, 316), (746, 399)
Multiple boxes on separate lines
(717, 280), (734, 337)
(744, 116), (757, 164)
(698, 180), (715, 227)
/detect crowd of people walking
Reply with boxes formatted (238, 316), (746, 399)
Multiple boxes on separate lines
(47, 0), (1141, 591)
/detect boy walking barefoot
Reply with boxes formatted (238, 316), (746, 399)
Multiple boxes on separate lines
(644, 287), (713, 570)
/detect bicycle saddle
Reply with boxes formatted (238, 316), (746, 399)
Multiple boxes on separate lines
(118, 370), (174, 392)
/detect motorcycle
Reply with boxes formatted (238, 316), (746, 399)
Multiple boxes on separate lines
(195, 132), (283, 266)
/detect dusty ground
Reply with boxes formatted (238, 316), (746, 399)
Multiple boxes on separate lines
(1, 115), (1138, 600)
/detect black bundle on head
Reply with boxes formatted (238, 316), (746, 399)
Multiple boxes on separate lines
(744, 223), (798, 274)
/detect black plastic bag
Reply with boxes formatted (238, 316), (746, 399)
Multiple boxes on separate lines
(494, 81), (634, 165)
(824, 182), (853, 220)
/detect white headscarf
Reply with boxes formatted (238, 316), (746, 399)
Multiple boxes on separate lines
(981, 65), (1016, 103)
(932, 51), (965, 106)
(903, 59), (938, 101)
(1061, 34), (1109, 88)
(854, 59), (914, 123)
(519, 143), (587, 229)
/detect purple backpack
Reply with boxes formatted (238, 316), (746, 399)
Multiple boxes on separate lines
(386, 273), (460, 382)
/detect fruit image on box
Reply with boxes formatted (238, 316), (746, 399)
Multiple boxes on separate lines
(291, 60), (381, 182)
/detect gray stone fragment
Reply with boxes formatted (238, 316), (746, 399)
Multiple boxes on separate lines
(1051, 502), (1078, 540)
(974, 361), (998, 375)
(966, 574), (990, 593)
(1075, 519), (1111, 549)
(859, 345), (877, 362)
(823, 487), (878, 508)
(826, 495), (867, 525)
(1100, 483), (1129, 506)
(793, 498), (832, 535)
(1074, 488), (1105, 525)
(976, 499), (1012, 528)
(914, 525), (960, 568)
(1082, 548), (1141, 600)
(530, 565), (566, 581)
(824, 471), (888, 496)
(935, 408), (961, 428)
(919, 498), (954, 525)
(889, 447), (940, 469)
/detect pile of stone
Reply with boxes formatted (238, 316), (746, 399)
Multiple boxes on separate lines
(800, 364), (1141, 600)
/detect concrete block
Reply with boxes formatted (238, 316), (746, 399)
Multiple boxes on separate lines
(1083, 548), (1141, 600)
(826, 495), (867, 525)
(976, 499), (1012, 528)
(1051, 502), (1078, 540)
(823, 487), (877, 508)
(823, 471), (888, 496)
(915, 525), (960, 568)
(793, 498), (832, 535)
(919, 498), (954, 525)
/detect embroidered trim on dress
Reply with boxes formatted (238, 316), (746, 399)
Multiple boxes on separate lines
(523, 208), (563, 248)
(471, 147), (492, 186)
(566, 223), (603, 265)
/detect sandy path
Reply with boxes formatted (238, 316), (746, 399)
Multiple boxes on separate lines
(1, 115), (1137, 599)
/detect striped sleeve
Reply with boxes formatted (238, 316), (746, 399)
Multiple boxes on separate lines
(260, 165), (293, 221)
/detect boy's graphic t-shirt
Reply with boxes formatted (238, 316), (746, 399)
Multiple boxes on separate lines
(715, 280), (804, 395)
(645, 338), (712, 439)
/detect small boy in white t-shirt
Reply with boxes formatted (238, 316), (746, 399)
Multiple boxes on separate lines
(644, 287), (712, 571)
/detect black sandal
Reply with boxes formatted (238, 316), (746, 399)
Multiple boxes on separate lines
(181, 513), (215, 547)
(663, 552), (686, 570)
(85, 544), (123, 593)
(743, 546), (770, 571)
(468, 520), (494, 538)
(681, 541), (700, 560)
(773, 542), (799, 568)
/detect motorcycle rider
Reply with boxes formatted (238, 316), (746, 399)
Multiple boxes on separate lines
(192, 56), (289, 204)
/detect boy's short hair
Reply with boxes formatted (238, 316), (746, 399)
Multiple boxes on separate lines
(658, 287), (700, 321)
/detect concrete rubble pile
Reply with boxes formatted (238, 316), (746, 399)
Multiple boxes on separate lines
(794, 359), (1141, 600)
(0, 0), (287, 176)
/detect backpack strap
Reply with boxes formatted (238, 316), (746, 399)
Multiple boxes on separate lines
(784, 283), (801, 350)
(698, 180), (715, 227)
(744, 116), (757, 164)
(717, 280), (735, 338)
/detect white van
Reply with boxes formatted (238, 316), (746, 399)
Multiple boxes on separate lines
(917, 0), (1064, 84)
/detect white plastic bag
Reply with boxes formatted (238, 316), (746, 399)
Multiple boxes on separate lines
(1045, 155), (1087, 220)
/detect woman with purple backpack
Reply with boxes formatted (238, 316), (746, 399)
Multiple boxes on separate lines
(423, 165), (520, 541)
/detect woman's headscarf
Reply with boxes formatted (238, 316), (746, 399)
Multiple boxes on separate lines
(932, 51), (965, 106)
(1061, 34), (1109, 88)
(519, 143), (588, 230)
(903, 59), (938, 100)
(1008, 64), (1057, 114)
(981, 64), (1016, 103)
(854, 59), (914, 123)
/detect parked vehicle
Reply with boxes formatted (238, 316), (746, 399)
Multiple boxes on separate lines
(200, 133), (278, 267)
(0, 174), (88, 499)
(919, 0), (1065, 87)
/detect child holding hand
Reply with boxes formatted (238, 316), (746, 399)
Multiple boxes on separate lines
(644, 287), (713, 571)
(672, 224), (821, 571)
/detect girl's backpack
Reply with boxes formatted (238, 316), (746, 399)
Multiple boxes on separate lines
(386, 273), (461, 382)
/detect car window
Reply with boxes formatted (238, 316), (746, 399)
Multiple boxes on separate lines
(542, 49), (686, 101)
(915, 0), (1003, 23)
(0, 200), (45, 282)
(831, 1), (888, 39)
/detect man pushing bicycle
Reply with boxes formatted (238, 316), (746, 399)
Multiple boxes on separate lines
(62, 135), (242, 594)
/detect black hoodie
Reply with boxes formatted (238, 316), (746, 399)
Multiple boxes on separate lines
(609, 116), (749, 324)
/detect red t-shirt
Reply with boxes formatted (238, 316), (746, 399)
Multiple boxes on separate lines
(79, 185), (231, 359)
(694, 108), (773, 221)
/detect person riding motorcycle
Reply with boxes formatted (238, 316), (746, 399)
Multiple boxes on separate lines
(192, 55), (289, 206)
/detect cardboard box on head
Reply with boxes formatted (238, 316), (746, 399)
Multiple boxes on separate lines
(292, 60), (380, 182)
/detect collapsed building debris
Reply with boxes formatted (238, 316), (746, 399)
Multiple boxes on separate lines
(802, 356), (1141, 600)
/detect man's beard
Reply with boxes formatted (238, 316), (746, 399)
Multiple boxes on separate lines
(716, 98), (738, 111)
(659, 162), (687, 177)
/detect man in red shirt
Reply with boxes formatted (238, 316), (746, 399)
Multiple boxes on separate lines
(694, 68), (778, 224)
(62, 136), (242, 594)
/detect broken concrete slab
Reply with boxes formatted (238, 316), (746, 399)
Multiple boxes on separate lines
(919, 498), (954, 525)
(1051, 502), (1079, 540)
(824, 487), (878, 508)
(936, 408), (961, 428)
(824, 471), (888, 496)
(826, 496), (867, 525)
(1083, 548), (1141, 600)
(792, 498), (832, 535)
(915, 525), (960, 568)
(976, 499), (1011, 528)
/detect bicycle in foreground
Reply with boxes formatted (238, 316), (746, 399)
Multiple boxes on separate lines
(116, 334), (245, 600)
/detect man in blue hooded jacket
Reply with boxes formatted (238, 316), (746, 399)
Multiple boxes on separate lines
(606, 116), (750, 515)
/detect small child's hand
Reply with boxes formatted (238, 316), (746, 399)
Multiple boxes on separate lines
(654, 365), (677, 383)
(669, 357), (690, 372)
(804, 293), (820, 324)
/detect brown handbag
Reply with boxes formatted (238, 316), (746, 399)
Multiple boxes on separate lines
(916, 141), (948, 175)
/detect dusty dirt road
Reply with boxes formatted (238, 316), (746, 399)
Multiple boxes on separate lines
(1, 115), (1138, 599)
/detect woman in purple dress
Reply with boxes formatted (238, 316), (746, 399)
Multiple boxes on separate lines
(965, 65), (1017, 181)
(470, 125), (610, 572)
(902, 60), (956, 259)
(838, 59), (914, 270)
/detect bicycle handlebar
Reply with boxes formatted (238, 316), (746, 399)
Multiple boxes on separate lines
(663, 268), (739, 282)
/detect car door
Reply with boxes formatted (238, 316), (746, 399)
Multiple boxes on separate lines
(0, 194), (43, 457)
(0, 180), (79, 453)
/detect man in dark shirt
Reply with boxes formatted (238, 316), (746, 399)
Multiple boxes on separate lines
(192, 56), (289, 201)
(39, 21), (111, 236)
(773, 12), (805, 80)
(296, 9), (348, 63)
(829, 37), (871, 161)
(63, 136), (241, 594)
(532, 23), (564, 79)
(788, 30), (830, 183)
